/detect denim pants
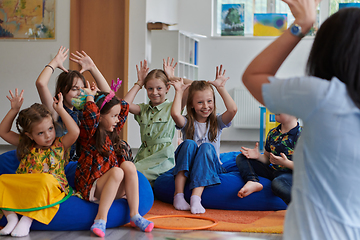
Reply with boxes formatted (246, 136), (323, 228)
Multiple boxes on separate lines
(236, 153), (292, 204)
(173, 139), (226, 190)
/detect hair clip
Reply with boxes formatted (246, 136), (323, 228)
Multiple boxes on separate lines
(100, 78), (122, 110)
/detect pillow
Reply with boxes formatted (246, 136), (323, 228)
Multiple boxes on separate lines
(0, 150), (154, 230)
(153, 151), (287, 211)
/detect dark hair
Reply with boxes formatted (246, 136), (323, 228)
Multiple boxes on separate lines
(93, 92), (122, 157)
(185, 81), (218, 142)
(306, 7), (360, 108)
(55, 70), (86, 97)
(144, 69), (169, 88)
(16, 103), (54, 159)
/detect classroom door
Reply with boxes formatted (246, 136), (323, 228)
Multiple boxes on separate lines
(70, 0), (129, 141)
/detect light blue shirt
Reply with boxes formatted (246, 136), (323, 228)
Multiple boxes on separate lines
(263, 76), (360, 240)
(176, 114), (231, 162)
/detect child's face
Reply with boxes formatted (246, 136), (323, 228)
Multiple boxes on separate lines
(145, 78), (170, 107)
(191, 89), (214, 123)
(100, 104), (121, 132)
(275, 113), (296, 124)
(64, 77), (84, 109)
(26, 116), (56, 148)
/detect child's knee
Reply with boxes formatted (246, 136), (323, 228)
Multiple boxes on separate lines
(108, 167), (124, 182)
(120, 161), (137, 174)
(181, 139), (197, 149)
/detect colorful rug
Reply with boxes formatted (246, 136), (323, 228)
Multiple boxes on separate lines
(136, 200), (286, 233)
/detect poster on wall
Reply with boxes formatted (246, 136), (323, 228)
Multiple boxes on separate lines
(253, 13), (287, 37)
(0, 0), (55, 39)
(221, 4), (245, 36)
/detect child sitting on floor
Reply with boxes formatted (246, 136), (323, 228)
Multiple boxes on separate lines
(236, 113), (301, 205)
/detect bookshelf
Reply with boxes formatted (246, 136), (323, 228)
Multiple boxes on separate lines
(150, 30), (199, 80)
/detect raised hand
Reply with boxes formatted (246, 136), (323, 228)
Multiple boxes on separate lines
(53, 92), (64, 113)
(241, 142), (260, 160)
(70, 50), (94, 74)
(169, 78), (190, 92)
(6, 88), (24, 111)
(282, 0), (320, 29)
(52, 46), (69, 72)
(269, 152), (289, 166)
(209, 65), (229, 89)
(163, 57), (178, 81)
(136, 60), (149, 86)
(83, 81), (99, 96)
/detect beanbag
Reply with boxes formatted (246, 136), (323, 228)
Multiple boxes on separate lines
(0, 150), (154, 231)
(154, 151), (287, 211)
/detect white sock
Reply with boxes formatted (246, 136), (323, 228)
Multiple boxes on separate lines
(11, 216), (33, 237)
(173, 193), (190, 211)
(190, 195), (205, 214)
(0, 212), (18, 235)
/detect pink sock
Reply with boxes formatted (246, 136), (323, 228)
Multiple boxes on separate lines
(190, 195), (205, 214)
(0, 212), (18, 235)
(173, 193), (190, 211)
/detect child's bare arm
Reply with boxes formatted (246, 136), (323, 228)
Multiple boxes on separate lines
(53, 92), (79, 150)
(170, 79), (190, 128)
(209, 65), (237, 125)
(123, 60), (148, 115)
(36, 46), (69, 120)
(70, 50), (111, 92)
(163, 57), (192, 109)
(0, 89), (24, 146)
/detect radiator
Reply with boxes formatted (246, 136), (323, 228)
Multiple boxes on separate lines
(233, 88), (262, 129)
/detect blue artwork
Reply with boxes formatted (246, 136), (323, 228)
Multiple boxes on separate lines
(253, 13), (287, 36)
(339, 3), (360, 9)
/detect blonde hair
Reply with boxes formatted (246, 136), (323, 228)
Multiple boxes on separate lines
(144, 69), (169, 88)
(185, 81), (218, 142)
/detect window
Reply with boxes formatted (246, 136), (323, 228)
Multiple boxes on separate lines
(213, 0), (320, 37)
(329, 0), (360, 14)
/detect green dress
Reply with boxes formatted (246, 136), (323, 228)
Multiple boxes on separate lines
(134, 100), (175, 185)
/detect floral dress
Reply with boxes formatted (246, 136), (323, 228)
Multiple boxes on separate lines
(0, 137), (69, 224)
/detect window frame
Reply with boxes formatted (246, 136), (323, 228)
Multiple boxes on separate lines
(212, 0), (330, 38)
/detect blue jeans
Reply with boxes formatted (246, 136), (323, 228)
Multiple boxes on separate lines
(236, 153), (292, 204)
(173, 140), (226, 190)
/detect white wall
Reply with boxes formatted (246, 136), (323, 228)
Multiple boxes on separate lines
(0, 0), (314, 147)
(0, 0), (70, 144)
(128, 0), (314, 146)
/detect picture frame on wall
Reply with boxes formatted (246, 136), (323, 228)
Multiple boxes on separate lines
(253, 13), (287, 37)
(0, 0), (55, 40)
(221, 4), (245, 36)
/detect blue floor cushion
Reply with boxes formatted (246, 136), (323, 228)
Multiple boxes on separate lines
(154, 151), (287, 211)
(0, 150), (154, 231)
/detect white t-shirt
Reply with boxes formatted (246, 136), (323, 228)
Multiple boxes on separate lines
(263, 76), (360, 240)
(176, 113), (231, 162)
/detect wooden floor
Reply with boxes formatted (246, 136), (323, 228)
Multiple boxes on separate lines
(0, 228), (283, 240)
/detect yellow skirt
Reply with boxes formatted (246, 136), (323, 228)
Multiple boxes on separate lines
(0, 173), (65, 225)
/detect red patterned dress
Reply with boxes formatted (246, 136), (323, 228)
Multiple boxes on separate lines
(75, 100), (130, 200)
